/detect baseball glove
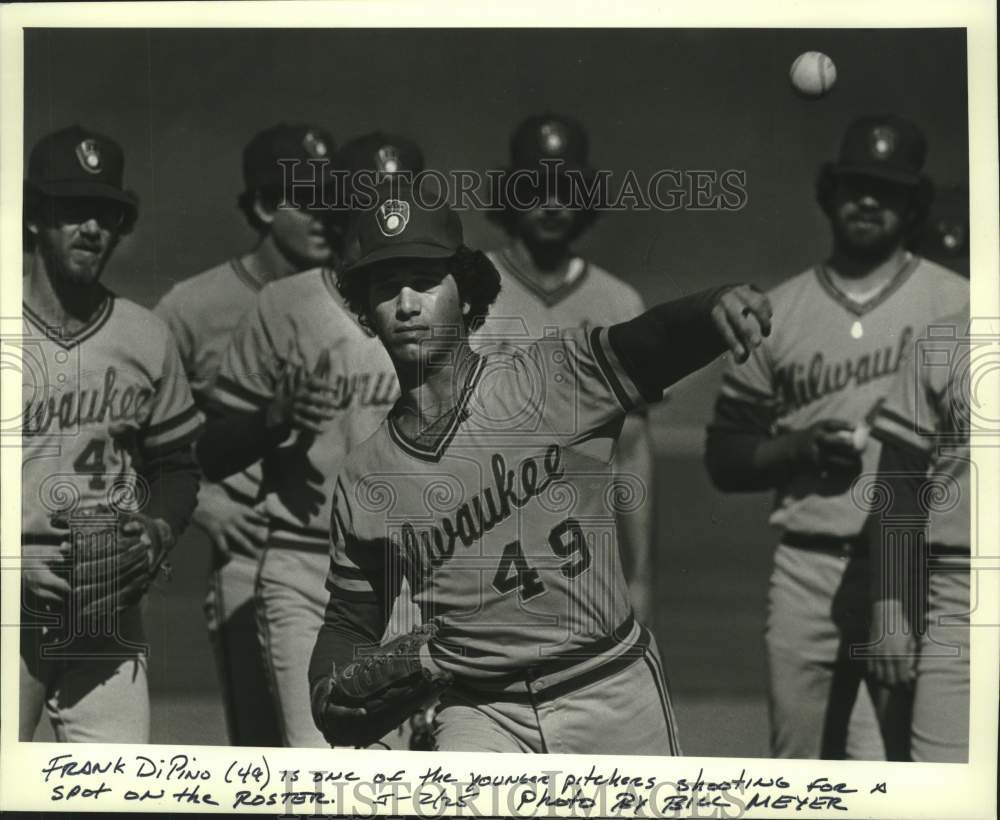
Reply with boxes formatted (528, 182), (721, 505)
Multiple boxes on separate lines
(53, 505), (174, 620)
(316, 623), (453, 748)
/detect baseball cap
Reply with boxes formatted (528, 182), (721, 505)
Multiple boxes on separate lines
(345, 179), (463, 274)
(336, 132), (425, 177)
(242, 123), (335, 192)
(509, 112), (591, 173)
(26, 125), (138, 216)
(830, 114), (928, 186)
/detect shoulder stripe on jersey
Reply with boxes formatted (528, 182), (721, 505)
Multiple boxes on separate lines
(588, 326), (638, 412)
(141, 406), (204, 449)
(22, 534), (68, 546)
(875, 406), (934, 437)
(328, 581), (377, 602)
(331, 561), (367, 580)
(814, 254), (920, 318)
(870, 411), (932, 454)
(212, 375), (271, 410)
(387, 354), (485, 463)
(870, 421), (931, 456)
(142, 403), (201, 439)
(23, 293), (115, 349)
(497, 248), (591, 308)
(721, 372), (774, 403)
(140, 418), (203, 459)
(334, 477), (355, 530)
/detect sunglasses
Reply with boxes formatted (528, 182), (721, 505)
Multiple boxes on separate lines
(46, 198), (127, 230)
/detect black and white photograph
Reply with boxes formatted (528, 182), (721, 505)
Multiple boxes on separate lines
(1, 2), (997, 818)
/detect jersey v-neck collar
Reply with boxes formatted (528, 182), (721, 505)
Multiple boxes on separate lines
(23, 291), (115, 349)
(499, 248), (590, 308)
(814, 253), (919, 317)
(387, 353), (486, 463)
(230, 257), (267, 292)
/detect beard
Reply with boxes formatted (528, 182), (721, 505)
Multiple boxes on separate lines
(832, 216), (906, 263)
(39, 237), (112, 288)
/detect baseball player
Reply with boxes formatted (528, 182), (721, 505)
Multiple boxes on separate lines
(20, 126), (202, 742)
(864, 306), (972, 762)
(308, 181), (771, 754)
(154, 123), (335, 746)
(477, 113), (654, 619)
(196, 134), (423, 748)
(705, 114), (969, 759)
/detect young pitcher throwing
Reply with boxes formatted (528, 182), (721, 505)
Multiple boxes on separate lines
(308, 180), (771, 753)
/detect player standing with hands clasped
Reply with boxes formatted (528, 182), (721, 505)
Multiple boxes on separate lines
(156, 123), (335, 746)
(705, 114), (969, 759)
(20, 126), (202, 742)
(309, 178), (771, 753)
(196, 134), (423, 748)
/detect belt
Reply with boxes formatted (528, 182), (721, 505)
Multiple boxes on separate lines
(783, 532), (971, 559)
(266, 531), (329, 553)
(449, 613), (648, 704)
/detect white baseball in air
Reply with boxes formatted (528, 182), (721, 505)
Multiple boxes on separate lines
(789, 51), (837, 98)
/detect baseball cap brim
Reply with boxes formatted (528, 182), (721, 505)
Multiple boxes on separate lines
(345, 241), (458, 275)
(26, 179), (139, 214)
(831, 163), (922, 187)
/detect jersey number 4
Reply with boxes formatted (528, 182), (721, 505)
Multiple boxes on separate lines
(72, 439), (108, 490)
(491, 518), (592, 602)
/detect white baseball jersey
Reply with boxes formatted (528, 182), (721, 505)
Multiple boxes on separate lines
(21, 294), (202, 545)
(209, 268), (398, 549)
(329, 326), (646, 681)
(715, 255), (968, 536)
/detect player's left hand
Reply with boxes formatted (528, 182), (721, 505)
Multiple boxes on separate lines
(712, 286), (773, 363)
(867, 599), (918, 689)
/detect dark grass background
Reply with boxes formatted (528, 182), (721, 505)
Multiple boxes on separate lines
(24, 27), (967, 754)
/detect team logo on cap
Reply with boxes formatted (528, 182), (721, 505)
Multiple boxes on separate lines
(376, 145), (401, 174)
(302, 131), (328, 158)
(870, 126), (897, 160)
(377, 198), (410, 237)
(75, 139), (102, 174)
(539, 123), (566, 154)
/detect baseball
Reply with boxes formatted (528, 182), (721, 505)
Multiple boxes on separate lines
(789, 51), (837, 98)
(835, 424), (870, 452)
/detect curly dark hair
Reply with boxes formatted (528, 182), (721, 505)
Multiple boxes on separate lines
(337, 246), (502, 337)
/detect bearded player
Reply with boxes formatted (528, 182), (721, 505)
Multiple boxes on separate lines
(20, 126), (201, 742)
(863, 306), (972, 762)
(308, 180), (771, 753)
(478, 113), (654, 619)
(705, 115), (969, 759)
(155, 123), (335, 746)
(196, 133), (423, 748)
